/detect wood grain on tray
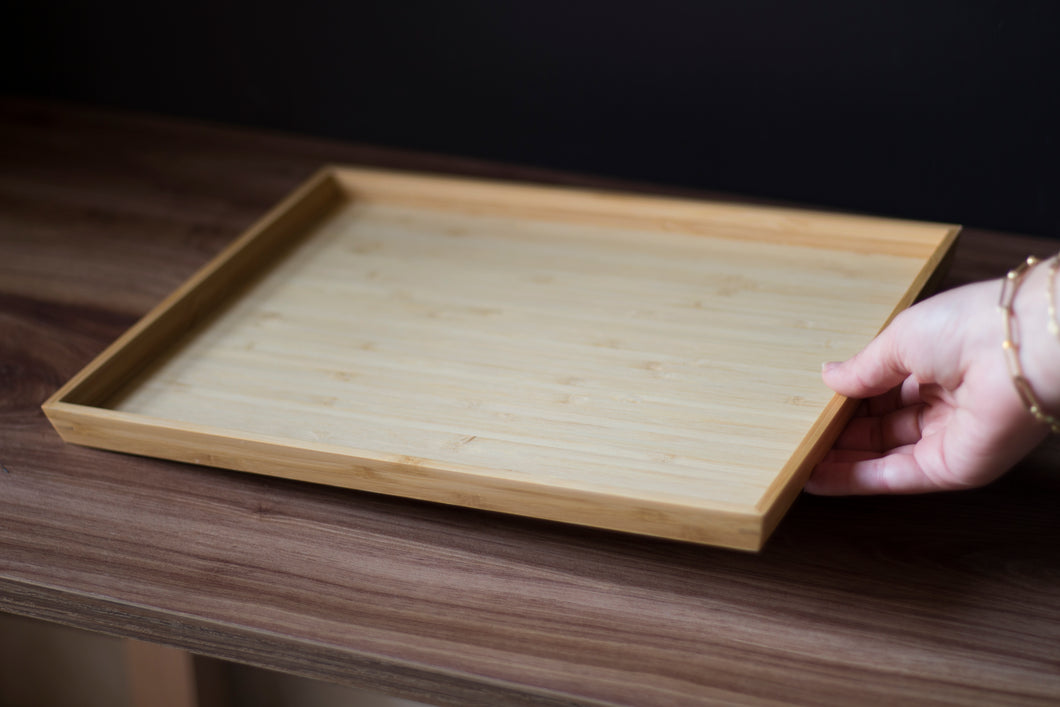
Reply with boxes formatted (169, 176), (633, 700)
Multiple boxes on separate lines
(43, 167), (957, 550)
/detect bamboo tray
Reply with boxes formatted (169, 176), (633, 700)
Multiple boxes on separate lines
(43, 167), (959, 550)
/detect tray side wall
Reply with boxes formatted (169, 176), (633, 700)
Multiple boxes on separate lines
(42, 168), (344, 410)
(754, 224), (962, 533)
(331, 167), (959, 258)
(44, 402), (767, 551)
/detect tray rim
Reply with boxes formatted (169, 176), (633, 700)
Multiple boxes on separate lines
(42, 165), (961, 551)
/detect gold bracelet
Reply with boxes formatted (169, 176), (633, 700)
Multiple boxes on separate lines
(999, 256), (1060, 434)
(1047, 252), (1060, 341)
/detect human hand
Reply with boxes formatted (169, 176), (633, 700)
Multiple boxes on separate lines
(806, 265), (1059, 495)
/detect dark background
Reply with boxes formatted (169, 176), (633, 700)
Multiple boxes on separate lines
(5, 1), (1059, 237)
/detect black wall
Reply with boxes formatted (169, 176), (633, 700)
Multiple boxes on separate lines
(6, 1), (1059, 237)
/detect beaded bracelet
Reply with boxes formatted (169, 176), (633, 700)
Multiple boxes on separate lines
(999, 256), (1060, 434)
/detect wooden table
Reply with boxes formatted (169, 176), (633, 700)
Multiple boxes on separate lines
(2, 98), (1058, 706)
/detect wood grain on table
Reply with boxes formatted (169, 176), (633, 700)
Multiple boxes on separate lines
(2, 98), (1059, 706)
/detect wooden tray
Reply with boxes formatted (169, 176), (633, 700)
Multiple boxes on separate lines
(43, 167), (959, 550)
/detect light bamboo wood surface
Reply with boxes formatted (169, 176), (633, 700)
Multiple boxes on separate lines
(44, 167), (955, 549)
(3, 99), (1058, 705)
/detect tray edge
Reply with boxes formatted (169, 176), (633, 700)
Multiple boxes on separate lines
(42, 401), (769, 551)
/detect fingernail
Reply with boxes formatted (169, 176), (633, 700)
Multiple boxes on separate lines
(822, 361), (840, 373)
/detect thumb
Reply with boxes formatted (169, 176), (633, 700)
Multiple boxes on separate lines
(823, 317), (911, 398)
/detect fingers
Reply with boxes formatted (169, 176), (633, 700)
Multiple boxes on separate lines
(804, 446), (938, 495)
(832, 404), (925, 452)
(852, 377), (925, 418)
(823, 313), (914, 400)
(805, 415), (1026, 495)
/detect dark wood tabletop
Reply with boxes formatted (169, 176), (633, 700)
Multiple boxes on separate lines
(2, 97), (1058, 706)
